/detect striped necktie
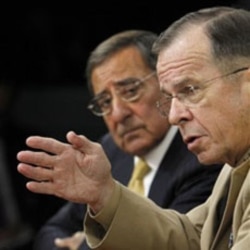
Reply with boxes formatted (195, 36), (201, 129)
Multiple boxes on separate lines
(128, 158), (151, 196)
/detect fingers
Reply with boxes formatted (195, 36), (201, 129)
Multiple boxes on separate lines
(67, 131), (95, 151)
(26, 181), (54, 195)
(17, 131), (114, 208)
(66, 131), (80, 145)
(26, 136), (67, 155)
(54, 231), (86, 250)
(17, 150), (54, 168)
(17, 163), (55, 194)
(17, 161), (53, 180)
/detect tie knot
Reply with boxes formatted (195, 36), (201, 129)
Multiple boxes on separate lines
(134, 158), (151, 180)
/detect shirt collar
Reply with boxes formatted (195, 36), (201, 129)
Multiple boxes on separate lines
(135, 126), (179, 171)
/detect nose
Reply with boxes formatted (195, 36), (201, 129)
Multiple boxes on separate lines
(110, 96), (132, 122)
(168, 98), (191, 125)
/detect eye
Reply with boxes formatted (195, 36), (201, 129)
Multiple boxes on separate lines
(180, 84), (203, 104)
(97, 96), (112, 109)
(163, 93), (173, 101)
(118, 81), (141, 99)
(156, 93), (172, 109)
(181, 85), (199, 96)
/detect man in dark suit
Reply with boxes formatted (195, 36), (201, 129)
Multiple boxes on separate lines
(31, 30), (222, 250)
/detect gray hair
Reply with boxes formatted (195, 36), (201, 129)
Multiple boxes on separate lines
(153, 6), (250, 70)
(85, 30), (158, 95)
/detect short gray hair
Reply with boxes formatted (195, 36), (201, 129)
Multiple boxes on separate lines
(85, 30), (158, 95)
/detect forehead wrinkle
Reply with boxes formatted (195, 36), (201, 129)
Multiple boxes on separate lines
(158, 52), (209, 89)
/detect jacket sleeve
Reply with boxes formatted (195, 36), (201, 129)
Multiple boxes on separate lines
(85, 182), (204, 250)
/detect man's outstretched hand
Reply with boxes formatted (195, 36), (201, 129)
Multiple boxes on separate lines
(17, 131), (115, 213)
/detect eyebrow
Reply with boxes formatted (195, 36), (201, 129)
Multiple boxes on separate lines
(93, 77), (138, 98)
(93, 89), (110, 100)
(114, 77), (140, 87)
(160, 77), (195, 93)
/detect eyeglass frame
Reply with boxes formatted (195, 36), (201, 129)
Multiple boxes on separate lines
(156, 66), (249, 118)
(87, 71), (156, 116)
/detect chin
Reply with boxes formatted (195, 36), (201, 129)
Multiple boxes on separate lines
(122, 135), (152, 154)
(197, 152), (221, 165)
(124, 144), (149, 156)
(124, 147), (143, 156)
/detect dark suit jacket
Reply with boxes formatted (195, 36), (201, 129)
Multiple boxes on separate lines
(33, 131), (222, 250)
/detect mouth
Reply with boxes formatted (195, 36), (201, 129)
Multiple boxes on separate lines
(184, 135), (197, 144)
(120, 126), (144, 137)
(184, 135), (202, 151)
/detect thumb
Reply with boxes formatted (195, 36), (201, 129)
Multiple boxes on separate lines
(66, 131), (90, 151)
(54, 237), (69, 247)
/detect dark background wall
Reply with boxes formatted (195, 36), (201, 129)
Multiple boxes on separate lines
(4, 1), (243, 86)
(2, 1), (249, 249)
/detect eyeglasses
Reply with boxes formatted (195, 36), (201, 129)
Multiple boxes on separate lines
(88, 71), (156, 116)
(156, 66), (248, 118)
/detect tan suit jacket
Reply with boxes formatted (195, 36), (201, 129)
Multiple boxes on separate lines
(85, 158), (250, 250)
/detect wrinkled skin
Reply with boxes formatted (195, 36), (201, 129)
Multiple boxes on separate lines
(157, 27), (250, 166)
(92, 46), (168, 156)
(17, 131), (115, 214)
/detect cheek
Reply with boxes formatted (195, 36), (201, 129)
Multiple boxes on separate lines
(103, 118), (115, 134)
(139, 106), (169, 134)
(103, 117), (124, 146)
(196, 106), (229, 143)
